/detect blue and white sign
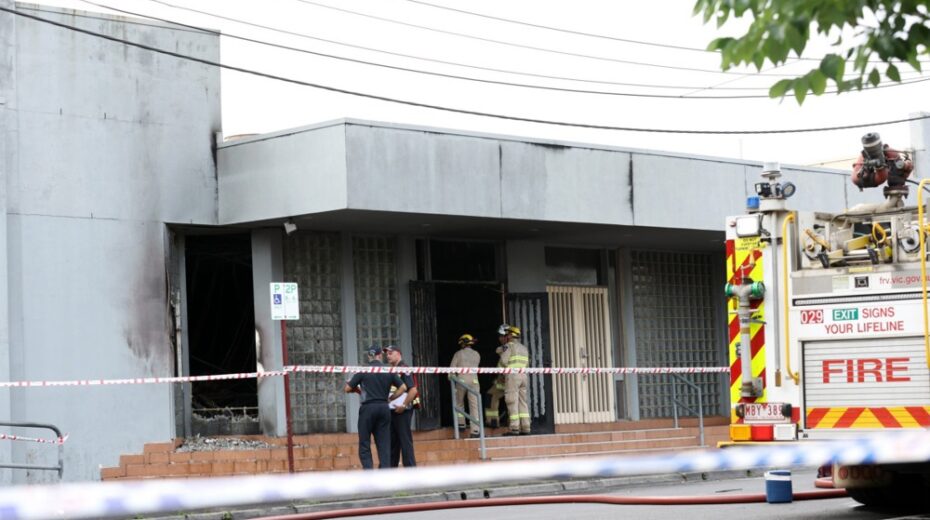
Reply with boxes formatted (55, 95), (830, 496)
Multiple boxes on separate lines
(270, 282), (299, 320)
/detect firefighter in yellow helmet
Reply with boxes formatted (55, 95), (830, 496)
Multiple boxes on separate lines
(497, 323), (530, 435)
(449, 333), (481, 437)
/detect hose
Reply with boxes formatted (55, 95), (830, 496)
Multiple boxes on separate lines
(257, 489), (848, 519)
(871, 222), (888, 246)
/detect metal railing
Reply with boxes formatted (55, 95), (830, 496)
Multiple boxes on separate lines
(449, 378), (486, 460)
(669, 374), (705, 447)
(0, 422), (64, 479)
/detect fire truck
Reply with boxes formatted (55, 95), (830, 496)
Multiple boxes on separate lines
(724, 132), (930, 505)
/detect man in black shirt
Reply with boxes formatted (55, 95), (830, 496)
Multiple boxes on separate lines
(383, 345), (418, 467)
(344, 347), (406, 469)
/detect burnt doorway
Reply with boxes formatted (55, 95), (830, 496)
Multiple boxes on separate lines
(185, 234), (258, 435)
(434, 283), (503, 428)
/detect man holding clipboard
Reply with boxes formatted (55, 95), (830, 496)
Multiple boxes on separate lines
(383, 345), (418, 467)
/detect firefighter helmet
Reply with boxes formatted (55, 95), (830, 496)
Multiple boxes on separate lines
(497, 324), (521, 338)
(458, 333), (476, 346)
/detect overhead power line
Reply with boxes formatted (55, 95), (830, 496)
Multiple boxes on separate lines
(134, 0), (787, 92)
(406, 0), (930, 66)
(286, 0), (820, 77)
(72, 0), (764, 99)
(4, 5), (929, 135)
(407, 0), (711, 53)
(73, 0), (930, 100)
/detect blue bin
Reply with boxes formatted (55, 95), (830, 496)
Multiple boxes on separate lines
(764, 470), (793, 503)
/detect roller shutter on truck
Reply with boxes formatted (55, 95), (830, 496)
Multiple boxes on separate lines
(803, 337), (930, 429)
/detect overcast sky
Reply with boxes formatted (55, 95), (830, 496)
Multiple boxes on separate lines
(34, 0), (930, 167)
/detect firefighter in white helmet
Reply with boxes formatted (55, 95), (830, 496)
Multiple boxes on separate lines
(486, 346), (507, 429)
(449, 333), (481, 437)
(497, 324), (531, 435)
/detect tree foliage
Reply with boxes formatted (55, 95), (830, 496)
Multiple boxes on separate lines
(693, 0), (930, 103)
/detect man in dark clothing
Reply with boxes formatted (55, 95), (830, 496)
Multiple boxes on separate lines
(383, 345), (418, 467)
(344, 347), (406, 470)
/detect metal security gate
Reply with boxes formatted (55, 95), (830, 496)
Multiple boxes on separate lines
(409, 281), (440, 430)
(548, 286), (616, 424)
(507, 293), (554, 434)
(631, 251), (724, 419)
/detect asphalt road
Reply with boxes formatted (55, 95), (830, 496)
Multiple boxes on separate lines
(344, 469), (930, 520)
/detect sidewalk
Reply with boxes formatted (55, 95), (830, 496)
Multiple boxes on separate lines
(140, 467), (771, 520)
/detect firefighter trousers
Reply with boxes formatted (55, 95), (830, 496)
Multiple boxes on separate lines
(454, 380), (480, 434)
(504, 374), (530, 434)
(486, 385), (505, 428)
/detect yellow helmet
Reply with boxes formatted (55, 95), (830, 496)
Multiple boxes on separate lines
(458, 334), (476, 346)
(497, 324), (521, 338)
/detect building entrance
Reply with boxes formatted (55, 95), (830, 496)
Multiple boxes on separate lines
(434, 283), (504, 428)
(184, 234), (257, 435)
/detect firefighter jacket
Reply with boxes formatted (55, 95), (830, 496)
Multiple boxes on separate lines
(449, 346), (481, 386)
(498, 340), (529, 373)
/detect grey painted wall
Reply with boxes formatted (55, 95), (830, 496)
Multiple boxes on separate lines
(506, 241), (546, 293)
(218, 124), (349, 224)
(251, 230), (287, 437)
(0, 0), (15, 484)
(219, 121), (853, 232)
(6, 5), (220, 481)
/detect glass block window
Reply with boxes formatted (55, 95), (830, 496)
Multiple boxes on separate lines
(353, 236), (399, 350)
(631, 251), (723, 419)
(283, 232), (344, 433)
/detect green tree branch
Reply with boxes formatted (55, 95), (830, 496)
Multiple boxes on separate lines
(693, 0), (929, 103)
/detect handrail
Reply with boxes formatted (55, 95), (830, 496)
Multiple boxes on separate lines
(669, 373), (704, 446)
(449, 377), (486, 460)
(782, 212), (799, 383)
(0, 421), (64, 479)
(921, 179), (930, 370)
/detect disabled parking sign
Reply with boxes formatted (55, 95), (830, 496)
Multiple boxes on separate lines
(270, 282), (299, 320)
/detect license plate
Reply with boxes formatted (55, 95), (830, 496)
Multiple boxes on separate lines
(743, 402), (786, 423)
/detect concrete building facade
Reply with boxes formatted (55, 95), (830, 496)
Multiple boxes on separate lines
(5, 2), (926, 482)
(1, 2), (220, 481)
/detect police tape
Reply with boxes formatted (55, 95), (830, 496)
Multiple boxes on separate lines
(0, 370), (289, 388)
(0, 433), (68, 445)
(291, 365), (731, 375)
(2, 429), (930, 520)
(0, 365), (727, 388)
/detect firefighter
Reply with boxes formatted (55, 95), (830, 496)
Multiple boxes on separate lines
(449, 333), (481, 437)
(485, 345), (508, 429)
(497, 323), (530, 435)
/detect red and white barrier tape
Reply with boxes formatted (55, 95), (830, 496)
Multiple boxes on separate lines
(0, 433), (68, 445)
(0, 365), (727, 388)
(0, 370), (288, 388)
(289, 365), (730, 375)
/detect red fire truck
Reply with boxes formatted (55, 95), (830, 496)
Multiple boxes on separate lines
(724, 132), (930, 505)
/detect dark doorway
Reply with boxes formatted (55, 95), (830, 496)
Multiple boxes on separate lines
(434, 283), (503, 428)
(185, 234), (257, 435)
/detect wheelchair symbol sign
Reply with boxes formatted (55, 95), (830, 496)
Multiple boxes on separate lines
(270, 282), (299, 320)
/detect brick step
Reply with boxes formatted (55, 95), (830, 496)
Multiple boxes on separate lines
(490, 444), (708, 461)
(101, 423), (731, 480)
(470, 427), (708, 447)
(482, 434), (698, 459)
(554, 416), (729, 434)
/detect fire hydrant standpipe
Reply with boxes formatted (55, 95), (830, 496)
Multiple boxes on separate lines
(726, 271), (765, 398)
